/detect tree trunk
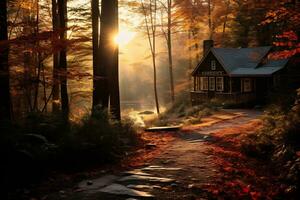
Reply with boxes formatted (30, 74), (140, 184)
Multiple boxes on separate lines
(96, 0), (111, 110)
(33, 0), (41, 111)
(91, 0), (100, 109)
(152, 47), (160, 114)
(58, 0), (69, 121)
(222, 0), (230, 44)
(208, 0), (213, 40)
(141, 0), (160, 114)
(152, 0), (160, 114)
(167, 0), (175, 103)
(188, 30), (192, 90)
(0, 0), (11, 121)
(52, 0), (60, 112)
(107, 0), (120, 120)
(98, 0), (121, 120)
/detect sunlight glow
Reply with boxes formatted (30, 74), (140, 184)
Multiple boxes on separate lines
(114, 30), (136, 46)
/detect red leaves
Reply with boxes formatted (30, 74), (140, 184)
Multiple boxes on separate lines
(273, 31), (299, 56)
(202, 121), (283, 199)
(121, 131), (176, 168)
(203, 179), (263, 200)
(261, 4), (300, 59)
(250, 191), (262, 200)
(276, 31), (298, 41)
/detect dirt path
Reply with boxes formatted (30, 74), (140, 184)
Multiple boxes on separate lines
(45, 109), (263, 200)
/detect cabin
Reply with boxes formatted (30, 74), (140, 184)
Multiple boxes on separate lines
(191, 40), (299, 105)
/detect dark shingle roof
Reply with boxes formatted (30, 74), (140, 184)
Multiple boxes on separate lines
(192, 46), (289, 77)
(230, 59), (289, 77)
(212, 46), (271, 72)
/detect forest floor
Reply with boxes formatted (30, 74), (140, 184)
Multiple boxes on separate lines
(26, 109), (285, 200)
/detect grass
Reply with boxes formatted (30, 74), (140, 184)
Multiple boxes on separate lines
(149, 92), (220, 126)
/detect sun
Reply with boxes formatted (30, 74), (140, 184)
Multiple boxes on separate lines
(114, 30), (136, 46)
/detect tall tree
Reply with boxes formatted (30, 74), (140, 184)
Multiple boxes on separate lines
(52, 0), (60, 112)
(208, 0), (212, 39)
(107, 0), (121, 120)
(91, 0), (100, 109)
(58, 0), (69, 121)
(222, 0), (231, 42)
(161, 0), (175, 103)
(0, 0), (11, 121)
(91, 0), (100, 107)
(141, 0), (160, 114)
(97, 0), (120, 119)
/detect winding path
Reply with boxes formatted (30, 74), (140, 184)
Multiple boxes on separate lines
(47, 109), (262, 200)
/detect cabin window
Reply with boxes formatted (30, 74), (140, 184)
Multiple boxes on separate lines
(201, 77), (208, 90)
(196, 77), (201, 90)
(216, 77), (224, 91)
(209, 77), (215, 91)
(243, 78), (252, 92)
(211, 60), (216, 70)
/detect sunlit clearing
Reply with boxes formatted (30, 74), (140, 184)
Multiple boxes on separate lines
(114, 30), (136, 46)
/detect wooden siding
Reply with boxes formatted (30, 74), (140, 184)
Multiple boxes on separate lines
(191, 91), (257, 105)
(193, 52), (227, 76)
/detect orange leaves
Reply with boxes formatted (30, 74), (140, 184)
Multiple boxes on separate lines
(121, 131), (175, 168)
(18, 1), (36, 10)
(262, 6), (299, 26)
(269, 48), (300, 59)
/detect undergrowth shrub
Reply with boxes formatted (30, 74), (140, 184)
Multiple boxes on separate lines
(241, 88), (300, 195)
(1, 106), (139, 190)
(152, 92), (219, 126)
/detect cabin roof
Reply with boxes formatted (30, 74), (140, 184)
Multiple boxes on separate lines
(192, 46), (289, 77)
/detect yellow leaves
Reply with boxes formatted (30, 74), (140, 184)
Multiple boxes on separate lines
(18, 1), (36, 11)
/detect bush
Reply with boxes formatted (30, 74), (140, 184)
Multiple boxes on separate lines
(241, 88), (300, 193)
(150, 92), (219, 126)
(58, 107), (139, 166)
(1, 107), (139, 191)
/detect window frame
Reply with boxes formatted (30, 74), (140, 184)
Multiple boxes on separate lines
(201, 77), (208, 91)
(209, 77), (215, 91)
(211, 60), (216, 71)
(243, 78), (252, 92)
(216, 77), (224, 92)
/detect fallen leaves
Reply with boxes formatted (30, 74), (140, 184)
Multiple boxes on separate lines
(120, 131), (176, 168)
(201, 120), (285, 200)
